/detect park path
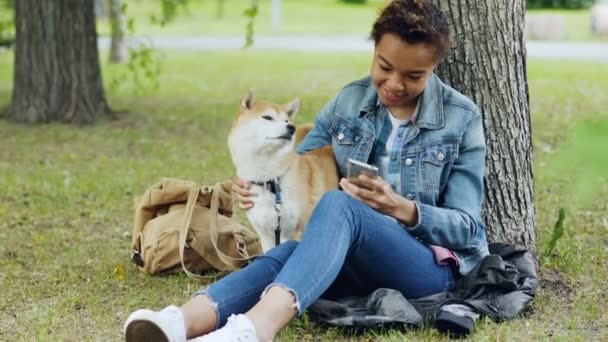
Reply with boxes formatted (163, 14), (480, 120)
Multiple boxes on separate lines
(98, 35), (608, 61)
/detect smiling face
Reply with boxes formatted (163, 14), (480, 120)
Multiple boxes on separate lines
(370, 33), (438, 118)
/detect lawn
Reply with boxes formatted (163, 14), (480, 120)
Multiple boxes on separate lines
(0, 49), (607, 340)
(95, 0), (608, 42)
(527, 8), (608, 42)
(96, 0), (386, 36)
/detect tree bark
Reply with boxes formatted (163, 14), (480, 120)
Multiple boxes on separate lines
(109, 0), (127, 63)
(431, 0), (537, 253)
(8, 0), (110, 124)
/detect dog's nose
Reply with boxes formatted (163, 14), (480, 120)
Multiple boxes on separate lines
(286, 124), (296, 134)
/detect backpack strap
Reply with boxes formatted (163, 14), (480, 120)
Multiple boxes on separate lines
(209, 182), (261, 268)
(178, 183), (260, 280)
(178, 186), (219, 280)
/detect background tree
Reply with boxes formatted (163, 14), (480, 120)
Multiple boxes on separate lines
(431, 0), (537, 252)
(109, 0), (127, 63)
(94, 0), (107, 17)
(8, 0), (111, 124)
(217, 0), (226, 18)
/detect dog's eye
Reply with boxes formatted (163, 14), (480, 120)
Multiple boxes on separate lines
(262, 116), (273, 121)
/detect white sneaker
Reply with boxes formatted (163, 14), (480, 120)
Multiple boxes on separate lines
(189, 314), (259, 342)
(124, 305), (187, 342)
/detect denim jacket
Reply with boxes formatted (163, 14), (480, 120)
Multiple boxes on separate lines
(297, 74), (489, 275)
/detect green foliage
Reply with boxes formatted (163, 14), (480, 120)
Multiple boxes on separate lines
(243, 0), (259, 48)
(527, 0), (596, 9)
(0, 0), (14, 46)
(543, 208), (566, 259)
(109, 2), (163, 93)
(108, 2), (127, 42)
(111, 0), (192, 92)
(107, 0), (263, 89)
(124, 44), (162, 91)
(150, 0), (189, 26)
(95, 0), (386, 37)
(0, 17), (13, 45)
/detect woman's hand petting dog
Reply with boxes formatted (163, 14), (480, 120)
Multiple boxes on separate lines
(340, 175), (418, 226)
(232, 177), (256, 210)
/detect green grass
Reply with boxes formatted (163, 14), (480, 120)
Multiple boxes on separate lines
(1, 50), (607, 340)
(527, 8), (608, 42)
(95, 1), (608, 42)
(96, 0), (386, 36)
(4, 1), (607, 42)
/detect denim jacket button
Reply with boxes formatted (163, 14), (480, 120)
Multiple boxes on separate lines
(437, 153), (445, 161)
(406, 193), (414, 200)
(337, 133), (345, 140)
(405, 158), (413, 166)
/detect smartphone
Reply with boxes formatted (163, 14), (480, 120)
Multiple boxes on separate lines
(346, 158), (379, 190)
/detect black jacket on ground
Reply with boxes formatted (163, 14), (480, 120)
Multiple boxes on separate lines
(308, 243), (538, 336)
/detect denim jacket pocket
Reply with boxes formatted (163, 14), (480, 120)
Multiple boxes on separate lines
(329, 115), (363, 146)
(329, 115), (366, 174)
(421, 143), (459, 193)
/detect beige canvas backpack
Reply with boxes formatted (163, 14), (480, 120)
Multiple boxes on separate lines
(131, 178), (262, 279)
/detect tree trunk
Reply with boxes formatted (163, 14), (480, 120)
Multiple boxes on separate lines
(109, 0), (127, 63)
(94, 0), (108, 18)
(8, 0), (110, 124)
(431, 0), (537, 253)
(217, 0), (225, 19)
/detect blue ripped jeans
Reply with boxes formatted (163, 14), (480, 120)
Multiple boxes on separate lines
(194, 190), (454, 328)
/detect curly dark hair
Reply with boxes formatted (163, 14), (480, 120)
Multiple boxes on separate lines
(370, 0), (451, 61)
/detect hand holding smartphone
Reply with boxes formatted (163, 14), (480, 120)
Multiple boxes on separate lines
(346, 158), (379, 191)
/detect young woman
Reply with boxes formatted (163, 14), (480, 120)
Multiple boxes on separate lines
(124, 1), (489, 341)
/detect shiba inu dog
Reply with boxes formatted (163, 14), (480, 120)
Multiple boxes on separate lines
(228, 90), (338, 252)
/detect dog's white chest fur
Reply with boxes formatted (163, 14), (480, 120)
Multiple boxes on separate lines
(247, 181), (301, 252)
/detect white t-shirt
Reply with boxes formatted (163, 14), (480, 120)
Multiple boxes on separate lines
(377, 101), (420, 187)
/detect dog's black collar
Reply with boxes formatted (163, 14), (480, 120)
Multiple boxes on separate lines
(252, 178), (283, 247)
(252, 179), (281, 196)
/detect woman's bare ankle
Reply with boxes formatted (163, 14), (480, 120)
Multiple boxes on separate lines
(180, 294), (219, 338)
(246, 285), (298, 341)
(244, 313), (275, 342)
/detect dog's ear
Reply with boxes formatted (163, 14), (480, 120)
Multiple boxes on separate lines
(285, 98), (301, 119)
(241, 89), (255, 110)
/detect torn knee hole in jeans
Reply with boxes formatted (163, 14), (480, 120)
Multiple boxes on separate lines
(200, 294), (219, 309)
(261, 283), (302, 314)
